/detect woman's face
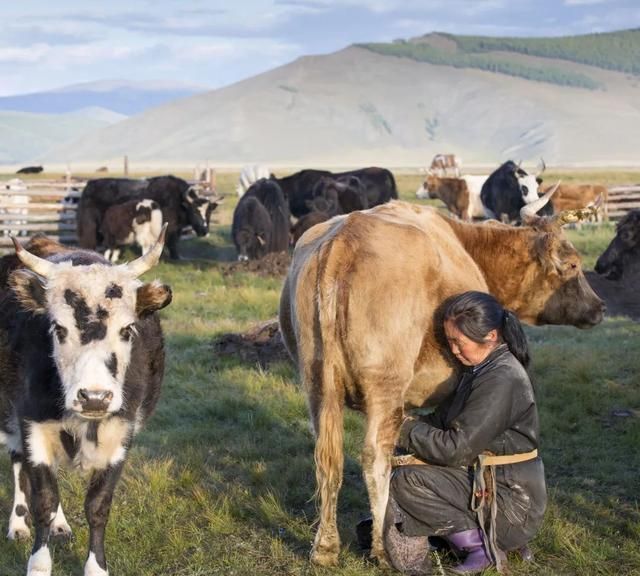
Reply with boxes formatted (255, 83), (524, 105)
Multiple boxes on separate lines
(444, 319), (498, 367)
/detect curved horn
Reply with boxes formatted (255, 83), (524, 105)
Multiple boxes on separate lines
(553, 194), (602, 226)
(520, 180), (561, 220)
(535, 157), (546, 177)
(126, 223), (167, 277)
(11, 236), (55, 278)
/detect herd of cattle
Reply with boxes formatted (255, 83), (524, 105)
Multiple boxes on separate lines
(0, 160), (637, 576)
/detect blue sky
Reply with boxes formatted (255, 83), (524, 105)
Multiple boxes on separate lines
(1, 0), (639, 96)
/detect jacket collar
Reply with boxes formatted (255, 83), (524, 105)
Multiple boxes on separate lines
(472, 343), (509, 374)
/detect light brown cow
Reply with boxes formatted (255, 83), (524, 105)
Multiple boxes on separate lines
(278, 196), (604, 567)
(545, 183), (609, 221)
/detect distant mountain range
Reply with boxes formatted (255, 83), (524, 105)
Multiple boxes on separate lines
(0, 80), (207, 116)
(6, 30), (640, 167)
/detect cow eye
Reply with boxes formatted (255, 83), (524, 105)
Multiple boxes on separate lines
(120, 324), (136, 342)
(51, 322), (68, 342)
(521, 186), (529, 194)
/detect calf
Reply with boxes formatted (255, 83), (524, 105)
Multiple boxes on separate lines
(545, 183), (608, 222)
(0, 230), (172, 576)
(101, 199), (163, 262)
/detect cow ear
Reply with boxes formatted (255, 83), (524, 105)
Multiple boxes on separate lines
(536, 177), (543, 185)
(9, 269), (47, 314)
(136, 280), (172, 317)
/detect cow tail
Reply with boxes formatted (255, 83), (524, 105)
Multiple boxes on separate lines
(313, 238), (345, 541)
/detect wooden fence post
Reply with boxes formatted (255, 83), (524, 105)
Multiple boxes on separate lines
(124, 156), (129, 176)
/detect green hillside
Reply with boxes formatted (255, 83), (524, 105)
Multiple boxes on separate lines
(359, 28), (640, 90)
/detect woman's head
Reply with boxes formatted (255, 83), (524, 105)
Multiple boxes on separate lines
(444, 291), (530, 368)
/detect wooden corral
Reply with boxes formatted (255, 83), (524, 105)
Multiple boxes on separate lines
(0, 173), (219, 253)
(605, 185), (640, 221)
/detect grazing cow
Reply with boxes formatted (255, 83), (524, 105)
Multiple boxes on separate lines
(236, 164), (272, 197)
(308, 176), (368, 215)
(232, 178), (290, 260)
(101, 199), (164, 262)
(545, 183), (608, 222)
(278, 192), (603, 567)
(78, 176), (219, 259)
(429, 154), (461, 177)
(16, 166), (43, 175)
(2, 178), (30, 237)
(275, 167), (397, 218)
(481, 160), (546, 223)
(594, 209), (640, 280)
(0, 229), (172, 576)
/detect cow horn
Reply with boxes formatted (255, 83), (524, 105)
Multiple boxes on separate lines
(552, 194), (602, 226)
(535, 157), (546, 177)
(126, 223), (167, 277)
(520, 181), (561, 220)
(11, 236), (55, 278)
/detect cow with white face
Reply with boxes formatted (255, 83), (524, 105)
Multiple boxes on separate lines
(480, 160), (547, 223)
(0, 227), (172, 576)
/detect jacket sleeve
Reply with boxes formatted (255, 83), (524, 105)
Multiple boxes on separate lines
(397, 369), (517, 467)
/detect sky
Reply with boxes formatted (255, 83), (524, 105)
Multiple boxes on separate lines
(1, 0), (639, 97)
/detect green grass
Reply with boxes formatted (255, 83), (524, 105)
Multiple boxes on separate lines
(0, 171), (639, 575)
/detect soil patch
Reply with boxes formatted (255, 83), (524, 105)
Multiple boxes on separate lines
(221, 252), (291, 277)
(212, 319), (291, 368)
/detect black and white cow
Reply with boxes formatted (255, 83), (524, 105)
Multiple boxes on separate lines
(101, 199), (164, 262)
(480, 160), (549, 223)
(0, 229), (172, 576)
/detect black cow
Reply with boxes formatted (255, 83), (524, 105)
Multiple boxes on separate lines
(77, 176), (217, 259)
(480, 161), (549, 223)
(232, 178), (290, 260)
(308, 176), (368, 215)
(16, 166), (43, 175)
(274, 167), (397, 218)
(0, 231), (171, 576)
(594, 209), (640, 280)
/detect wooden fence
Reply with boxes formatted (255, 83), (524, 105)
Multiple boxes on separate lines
(605, 185), (640, 221)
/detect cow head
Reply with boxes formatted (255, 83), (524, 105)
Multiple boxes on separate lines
(309, 177), (341, 215)
(513, 161), (543, 205)
(594, 209), (640, 280)
(181, 187), (210, 236)
(9, 227), (172, 419)
(515, 192), (605, 327)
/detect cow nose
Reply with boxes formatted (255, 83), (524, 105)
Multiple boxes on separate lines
(77, 389), (113, 413)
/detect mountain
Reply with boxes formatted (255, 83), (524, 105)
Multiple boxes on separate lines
(44, 30), (640, 167)
(0, 108), (126, 164)
(0, 80), (207, 116)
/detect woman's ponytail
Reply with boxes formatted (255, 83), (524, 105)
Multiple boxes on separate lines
(501, 309), (530, 369)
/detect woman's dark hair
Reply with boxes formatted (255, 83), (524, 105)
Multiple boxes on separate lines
(444, 291), (530, 368)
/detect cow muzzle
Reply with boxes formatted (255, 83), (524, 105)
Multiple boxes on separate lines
(75, 389), (114, 418)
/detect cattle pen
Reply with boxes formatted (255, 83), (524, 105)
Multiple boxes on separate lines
(0, 174), (219, 253)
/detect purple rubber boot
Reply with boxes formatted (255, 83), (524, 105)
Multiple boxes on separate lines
(445, 529), (495, 574)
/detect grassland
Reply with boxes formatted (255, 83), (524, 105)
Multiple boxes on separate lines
(0, 170), (638, 575)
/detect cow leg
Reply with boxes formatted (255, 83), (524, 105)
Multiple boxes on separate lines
(308, 383), (344, 567)
(166, 232), (180, 260)
(361, 397), (404, 566)
(84, 463), (124, 576)
(26, 464), (59, 576)
(8, 451), (31, 541)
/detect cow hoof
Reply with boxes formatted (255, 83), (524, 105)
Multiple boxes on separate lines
(310, 545), (339, 567)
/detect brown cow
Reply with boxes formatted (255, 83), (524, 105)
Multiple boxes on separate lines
(545, 183), (609, 221)
(278, 195), (604, 567)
